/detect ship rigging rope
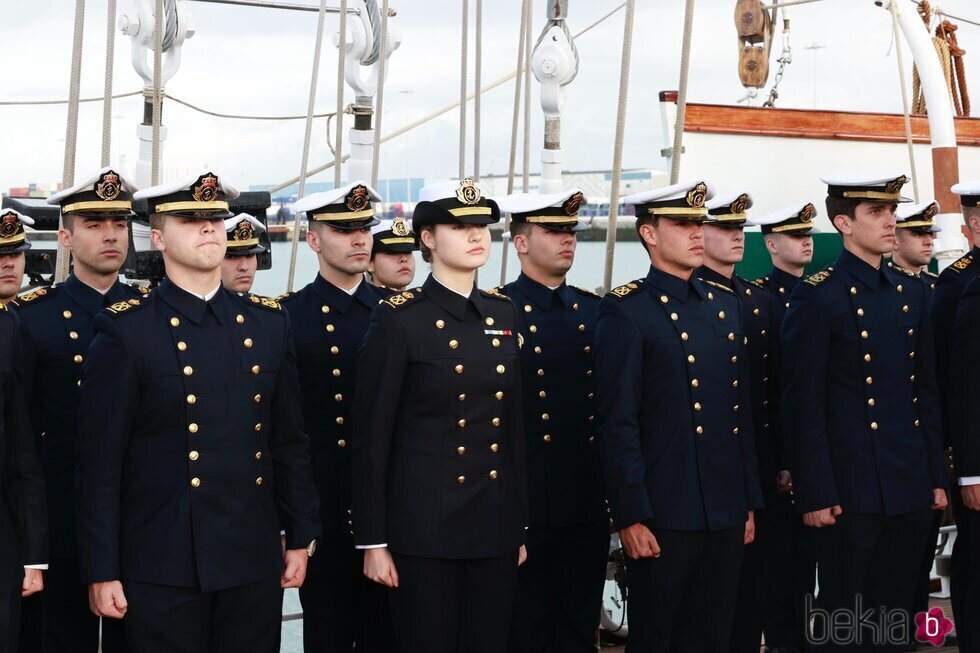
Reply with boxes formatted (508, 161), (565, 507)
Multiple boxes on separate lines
(151, 0), (164, 186)
(57, 0), (87, 284)
(0, 90), (340, 121)
(102, 0), (117, 167)
(522, 3), (532, 196)
(499, 0), (531, 285)
(268, 2), (627, 194)
(459, 0), (470, 179)
(890, 0), (921, 202)
(474, 0), (483, 180)
(669, 0), (696, 185)
(602, 0), (636, 293)
(287, 0), (331, 292)
(370, 0), (390, 187)
(163, 0), (179, 51)
(912, 0), (971, 117)
(333, 0), (348, 186)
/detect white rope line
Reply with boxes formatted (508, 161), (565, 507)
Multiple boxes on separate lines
(371, 0), (391, 188)
(57, 0), (87, 283)
(522, 4), (532, 195)
(101, 0), (117, 167)
(499, 0), (530, 286)
(890, 0), (920, 203)
(151, 0), (165, 186)
(334, 0), (348, 187)
(287, 0), (330, 292)
(670, 0), (696, 185)
(269, 2), (627, 194)
(474, 0), (483, 179)
(459, 0), (470, 178)
(602, 0), (636, 293)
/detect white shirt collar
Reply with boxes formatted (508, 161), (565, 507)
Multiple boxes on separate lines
(173, 282), (222, 301)
(432, 275), (472, 299)
(344, 279), (362, 296)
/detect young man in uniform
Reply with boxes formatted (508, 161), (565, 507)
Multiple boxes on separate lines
(890, 200), (941, 293)
(932, 181), (980, 648)
(280, 181), (395, 653)
(16, 169), (145, 653)
(75, 171), (320, 651)
(596, 180), (763, 652)
(782, 173), (947, 650)
(697, 192), (792, 652)
(220, 213), (267, 294)
(0, 209), (33, 305)
(753, 202), (823, 652)
(0, 210), (47, 653)
(495, 189), (608, 653)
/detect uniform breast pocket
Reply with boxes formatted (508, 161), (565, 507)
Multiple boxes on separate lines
(242, 355), (280, 395)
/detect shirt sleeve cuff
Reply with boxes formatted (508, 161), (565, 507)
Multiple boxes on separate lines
(355, 543), (388, 549)
(958, 476), (980, 486)
(24, 564), (48, 570)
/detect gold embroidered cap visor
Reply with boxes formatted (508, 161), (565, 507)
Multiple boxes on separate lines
(308, 206), (380, 231)
(634, 201), (708, 224)
(372, 234), (420, 255)
(410, 198), (501, 229)
(150, 191), (235, 219)
(510, 208), (587, 233)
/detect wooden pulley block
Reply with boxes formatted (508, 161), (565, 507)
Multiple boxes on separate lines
(735, 0), (768, 44)
(739, 45), (770, 88)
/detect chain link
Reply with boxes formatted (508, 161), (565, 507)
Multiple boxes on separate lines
(763, 45), (792, 108)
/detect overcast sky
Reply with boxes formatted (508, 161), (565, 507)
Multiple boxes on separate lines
(4, 0), (980, 193)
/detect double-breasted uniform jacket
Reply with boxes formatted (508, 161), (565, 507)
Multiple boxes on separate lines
(950, 275), (980, 480)
(699, 267), (782, 502)
(781, 249), (947, 516)
(279, 275), (386, 539)
(497, 274), (605, 529)
(15, 275), (148, 558)
(75, 279), (320, 592)
(931, 247), (979, 446)
(0, 305), (47, 590)
(887, 260), (938, 296)
(595, 266), (764, 533)
(760, 266), (805, 328)
(352, 275), (528, 558)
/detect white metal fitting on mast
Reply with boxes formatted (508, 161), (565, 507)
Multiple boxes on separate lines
(334, 0), (400, 184)
(532, 0), (577, 194)
(119, 0), (196, 188)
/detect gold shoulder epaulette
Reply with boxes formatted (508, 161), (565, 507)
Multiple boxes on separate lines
(700, 279), (734, 294)
(383, 288), (424, 310)
(572, 285), (600, 298)
(609, 279), (646, 300)
(950, 253), (975, 273)
(803, 268), (833, 287)
(16, 286), (56, 306)
(106, 298), (145, 316)
(247, 294), (282, 311)
(480, 288), (512, 302)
